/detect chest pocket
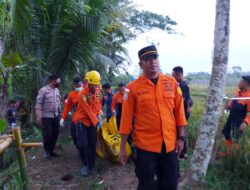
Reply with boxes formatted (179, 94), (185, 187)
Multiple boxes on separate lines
(137, 94), (154, 112)
(44, 92), (53, 103)
(163, 91), (175, 108)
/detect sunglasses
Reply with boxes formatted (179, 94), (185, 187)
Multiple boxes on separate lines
(142, 54), (158, 62)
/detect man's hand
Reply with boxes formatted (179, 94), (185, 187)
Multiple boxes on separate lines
(36, 116), (42, 127)
(60, 119), (64, 127)
(97, 115), (102, 128)
(112, 111), (116, 116)
(97, 121), (102, 128)
(36, 110), (42, 127)
(176, 138), (184, 158)
(119, 148), (127, 165)
(239, 122), (247, 132)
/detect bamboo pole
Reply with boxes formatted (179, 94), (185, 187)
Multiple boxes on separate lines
(21, 142), (43, 148)
(0, 134), (14, 140)
(0, 137), (13, 154)
(13, 127), (29, 190)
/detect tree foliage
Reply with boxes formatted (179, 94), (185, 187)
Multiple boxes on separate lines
(0, 0), (177, 119)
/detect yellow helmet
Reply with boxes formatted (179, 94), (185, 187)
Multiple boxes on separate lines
(88, 70), (101, 85)
(85, 72), (90, 82)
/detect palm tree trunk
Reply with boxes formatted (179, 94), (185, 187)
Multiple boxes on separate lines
(0, 77), (8, 118)
(181, 0), (230, 186)
(0, 39), (8, 119)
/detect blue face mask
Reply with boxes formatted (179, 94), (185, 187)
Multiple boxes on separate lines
(75, 87), (83, 92)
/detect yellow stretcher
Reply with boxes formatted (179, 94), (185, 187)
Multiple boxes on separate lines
(96, 116), (131, 162)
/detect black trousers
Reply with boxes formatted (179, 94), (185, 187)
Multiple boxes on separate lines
(70, 122), (78, 149)
(76, 123), (97, 169)
(42, 117), (59, 153)
(116, 114), (121, 130)
(135, 145), (179, 190)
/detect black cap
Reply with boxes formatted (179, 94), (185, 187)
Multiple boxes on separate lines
(73, 76), (83, 84)
(138, 45), (158, 60)
(242, 75), (250, 85)
(102, 83), (111, 89)
(118, 83), (125, 87)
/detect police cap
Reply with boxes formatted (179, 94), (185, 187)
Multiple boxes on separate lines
(138, 45), (159, 60)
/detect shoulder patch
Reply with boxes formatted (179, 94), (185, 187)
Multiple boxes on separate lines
(123, 88), (130, 101)
(82, 95), (87, 102)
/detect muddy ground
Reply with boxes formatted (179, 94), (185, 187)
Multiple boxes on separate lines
(26, 128), (138, 190)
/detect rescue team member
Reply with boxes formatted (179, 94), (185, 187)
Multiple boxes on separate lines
(74, 70), (102, 176)
(35, 74), (61, 158)
(221, 76), (250, 156)
(111, 83), (125, 129)
(60, 76), (84, 149)
(102, 83), (113, 122)
(172, 66), (193, 159)
(119, 45), (187, 190)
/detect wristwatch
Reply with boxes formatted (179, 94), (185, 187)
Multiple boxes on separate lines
(177, 136), (185, 142)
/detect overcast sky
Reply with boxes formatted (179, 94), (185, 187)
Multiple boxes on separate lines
(125, 0), (250, 75)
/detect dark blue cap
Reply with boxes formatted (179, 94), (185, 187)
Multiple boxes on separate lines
(138, 45), (158, 60)
(242, 75), (250, 85)
(118, 83), (125, 87)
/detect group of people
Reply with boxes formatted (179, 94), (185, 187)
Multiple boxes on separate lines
(34, 44), (250, 190)
(34, 70), (128, 176)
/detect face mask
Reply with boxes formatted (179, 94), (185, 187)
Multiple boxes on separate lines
(53, 83), (60, 88)
(75, 87), (83, 92)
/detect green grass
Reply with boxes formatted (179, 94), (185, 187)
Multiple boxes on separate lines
(187, 85), (250, 190)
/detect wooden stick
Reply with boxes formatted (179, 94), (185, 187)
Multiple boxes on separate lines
(0, 138), (13, 154)
(0, 134), (14, 140)
(21, 142), (43, 148)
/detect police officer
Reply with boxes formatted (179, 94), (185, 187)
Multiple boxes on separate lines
(119, 45), (187, 190)
(35, 74), (61, 158)
(74, 70), (102, 176)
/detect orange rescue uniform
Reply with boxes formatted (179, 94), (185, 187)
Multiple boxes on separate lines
(111, 92), (123, 113)
(228, 89), (250, 125)
(120, 73), (187, 153)
(74, 86), (102, 127)
(61, 91), (78, 123)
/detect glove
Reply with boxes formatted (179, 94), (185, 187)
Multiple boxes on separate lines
(97, 115), (101, 121)
(97, 121), (102, 128)
(60, 119), (64, 127)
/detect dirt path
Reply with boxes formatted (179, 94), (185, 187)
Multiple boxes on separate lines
(26, 129), (137, 190)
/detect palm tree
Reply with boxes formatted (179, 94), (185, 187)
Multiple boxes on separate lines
(1, 0), (178, 120)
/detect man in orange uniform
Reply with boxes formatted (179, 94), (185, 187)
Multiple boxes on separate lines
(60, 76), (84, 149)
(74, 70), (102, 176)
(111, 83), (125, 129)
(119, 45), (187, 190)
(222, 76), (250, 156)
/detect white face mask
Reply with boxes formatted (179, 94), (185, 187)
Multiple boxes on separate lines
(75, 87), (83, 92)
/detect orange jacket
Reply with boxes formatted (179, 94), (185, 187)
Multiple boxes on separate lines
(228, 89), (250, 125)
(111, 92), (123, 113)
(120, 73), (187, 153)
(74, 86), (102, 127)
(61, 90), (78, 122)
